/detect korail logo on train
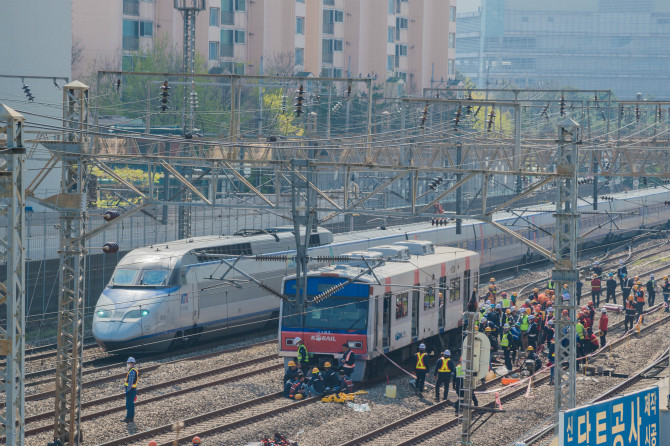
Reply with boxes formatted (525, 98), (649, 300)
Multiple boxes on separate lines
(311, 334), (337, 342)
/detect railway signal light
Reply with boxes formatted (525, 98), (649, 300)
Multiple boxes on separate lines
(559, 95), (566, 116)
(487, 107), (496, 132)
(295, 84), (304, 117)
(22, 82), (34, 102)
(159, 81), (170, 112)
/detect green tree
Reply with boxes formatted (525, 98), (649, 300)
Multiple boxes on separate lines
(263, 91), (304, 136)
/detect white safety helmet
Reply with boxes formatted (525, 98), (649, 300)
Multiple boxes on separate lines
(619, 260), (623, 265)
(547, 307), (554, 313)
(444, 349), (451, 356)
(126, 357), (136, 364)
(548, 319), (554, 325)
(419, 343), (426, 350)
(294, 337), (302, 344)
(651, 274), (655, 279)
(594, 261), (599, 266)
(601, 308), (607, 313)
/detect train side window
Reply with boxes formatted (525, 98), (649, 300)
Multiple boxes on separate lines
(424, 285), (435, 310)
(450, 277), (460, 302)
(395, 292), (408, 319)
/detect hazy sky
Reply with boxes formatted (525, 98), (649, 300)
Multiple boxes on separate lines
(458, 0), (482, 14)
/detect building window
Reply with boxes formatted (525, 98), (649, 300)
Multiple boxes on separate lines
(209, 42), (219, 60)
(333, 67), (342, 77)
(322, 38), (334, 63)
(123, 0), (139, 16)
(122, 55), (135, 71)
(450, 6), (456, 22)
(323, 0), (335, 5)
(323, 9), (335, 34)
(334, 10), (344, 22)
(388, 26), (394, 43)
(210, 8), (220, 26)
(140, 21), (153, 37)
(297, 0), (304, 3)
(395, 0), (401, 14)
(296, 17), (305, 34)
(387, 55), (394, 71)
(396, 72), (407, 82)
(122, 19), (139, 50)
(449, 59), (455, 75)
(235, 0), (246, 12)
(333, 39), (343, 51)
(395, 292), (408, 319)
(295, 48), (304, 65)
(234, 62), (245, 74)
(235, 30), (246, 44)
(395, 44), (407, 57)
(388, 0), (394, 14)
(221, 0), (234, 25)
(221, 29), (234, 57)
(449, 33), (455, 49)
(396, 17), (408, 29)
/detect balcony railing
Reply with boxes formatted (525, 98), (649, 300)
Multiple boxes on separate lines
(123, 36), (139, 51)
(123, 0), (139, 16)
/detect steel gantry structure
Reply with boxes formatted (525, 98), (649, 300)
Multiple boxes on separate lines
(8, 74), (670, 444)
(0, 105), (26, 446)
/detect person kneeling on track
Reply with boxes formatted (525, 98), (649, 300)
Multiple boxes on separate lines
(337, 370), (354, 394)
(283, 361), (299, 384)
(284, 372), (306, 400)
(305, 367), (325, 397)
(321, 362), (339, 394)
(434, 349), (455, 403)
(525, 346), (542, 374)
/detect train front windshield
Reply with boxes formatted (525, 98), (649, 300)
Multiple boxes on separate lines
(282, 277), (369, 332)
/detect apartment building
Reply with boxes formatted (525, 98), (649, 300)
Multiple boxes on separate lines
(73, 0), (455, 93)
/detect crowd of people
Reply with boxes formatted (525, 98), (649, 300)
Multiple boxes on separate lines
(283, 338), (356, 400)
(464, 261), (663, 383)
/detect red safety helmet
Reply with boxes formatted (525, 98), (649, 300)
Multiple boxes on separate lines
(192, 437), (202, 445)
(588, 301), (594, 307)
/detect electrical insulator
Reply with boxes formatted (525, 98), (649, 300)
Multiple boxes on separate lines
(420, 104), (429, 129)
(281, 94), (287, 115)
(22, 83), (34, 102)
(103, 210), (120, 221)
(487, 108), (496, 132)
(102, 242), (119, 254)
(346, 82), (352, 100)
(559, 95), (566, 116)
(465, 92), (473, 115)
(160, 80), (170, 112)
(190, 91), (198, 109)
(295, 84), (304, 117)
(428, 176), (444, 191)
(116, 79), (121, 93)
(657, 105), (662, 121)
(665, 201), (670, 205)
(454, 104), (462, 129)
(635, 105), (640, 122)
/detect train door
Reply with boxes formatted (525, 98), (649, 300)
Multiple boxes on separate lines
(373, 295), (379, 350)
(411, 287), (420, 339)
(463, 270), (471, 312)
(382, 292), (391, 349)
(439, 276), (447, 330)
(180, 283), (196, 326)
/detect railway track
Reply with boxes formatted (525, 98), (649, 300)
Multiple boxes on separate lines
(13, 347), (282, 441)
(522, 348), (670, 445)
(95, 373), (399, 446)
(339, 308), (670, 445)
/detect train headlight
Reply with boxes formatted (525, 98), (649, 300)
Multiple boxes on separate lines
(96, 309), (111, 318)
(347, 341), (363, 349)
(141, 309), (149, 317)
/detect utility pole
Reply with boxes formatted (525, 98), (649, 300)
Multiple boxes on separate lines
(0, 104), (26, 446)
(52, 81), (90, 445)
(174, 0), (205, 240)
(291, 159), (316, 318)
(553, 118), (580, 434)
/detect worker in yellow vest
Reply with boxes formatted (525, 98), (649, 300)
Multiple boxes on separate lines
(433, 350), (455, 403)
(123, 357), (138, 423)
(413, 343), (429, 394)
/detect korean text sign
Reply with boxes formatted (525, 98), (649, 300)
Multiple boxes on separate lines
(560, 386), (659, 446)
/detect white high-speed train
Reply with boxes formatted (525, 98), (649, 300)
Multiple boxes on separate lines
(93, 186), (670, 352)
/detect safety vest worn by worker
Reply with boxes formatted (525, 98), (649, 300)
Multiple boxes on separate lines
(547, 281), (555, 290)
(297, 344), (309, 363)
(500, 332), (510, 348)
(575, 322), (585, 340)
(415, 352), (427, 370)
(124, 368), (139, 389)
(501, 297), (511, 309)
(437, 357), (451, 373)
(456, 364), (464, 378)
(342, 350), (355, 370)
(636, 289), (645, 303)
(519, 314), (529, 332)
